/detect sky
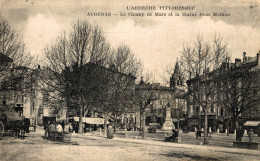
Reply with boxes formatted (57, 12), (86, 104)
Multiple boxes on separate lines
(1, 0), (260, 84)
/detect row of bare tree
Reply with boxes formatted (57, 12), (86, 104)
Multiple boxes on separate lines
(42, 20), (142, 134)
(1, 14), (259, 141)
(178, 34), (260, 143)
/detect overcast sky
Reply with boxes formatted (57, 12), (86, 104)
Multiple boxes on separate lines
(1, 0), (260, 83)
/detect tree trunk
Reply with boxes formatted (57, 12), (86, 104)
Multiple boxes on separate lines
(139, 109), (142, 135)
(226, 119), (230, 136)
(235, 116), (240, 141)
(231, 117), (236, 133)
(142, 108), (146, 139)
(104, 110), (108, 136)
(78, 105), (83, 134)
(204, 110), (208, 145)
(235, 116), (239, 130)
(114, 113), (117, 133)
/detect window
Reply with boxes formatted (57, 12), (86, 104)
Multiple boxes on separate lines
(211, 105), (214, 113)
(196, 106), (200, 115)
(220, 108), (224, 116)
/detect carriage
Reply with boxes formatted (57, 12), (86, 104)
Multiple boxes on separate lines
(0, 111), (30, 139)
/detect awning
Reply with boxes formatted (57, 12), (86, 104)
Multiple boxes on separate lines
(243, 121), (260, 127)
(6, 112), (23, 121)
(73, 117), (109, 125)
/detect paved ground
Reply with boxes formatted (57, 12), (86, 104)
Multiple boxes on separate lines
(0, 128), (259, 161)
(114, 130), (260, 148)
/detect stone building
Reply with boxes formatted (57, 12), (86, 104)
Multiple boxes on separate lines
(186, 51), (260, 132)
(0, 52), (65, 128)
(64, 62), (136, 128)
(135, 60), (187, 127)
(0, 53), (39, 128)
(0, 52), (32, 117)
(33, 66), (67, 124)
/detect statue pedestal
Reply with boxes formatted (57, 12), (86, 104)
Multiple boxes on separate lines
(162, 119), (175, 131)
(162, 107), (175, 131)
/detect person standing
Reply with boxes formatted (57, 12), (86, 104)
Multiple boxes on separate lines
(57, 123), (63, 133)
(44, 121), (50, 139)
(171, 129), (178, 142)
(107, 124), (114, 139)
(236, 126), (243, 141)
(248, 128), (254, 142)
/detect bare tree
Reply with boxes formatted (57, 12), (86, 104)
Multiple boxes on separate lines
(219, 67), (260, 140)
(135, 83), (155, 138)
(44, 20), (111, 133)
(180, 34), (229, 144)
(0, 15), (32, 115)
(102, 44), (142, 133)
(160, 64), (175, 86)
(0, 16), (32, 92)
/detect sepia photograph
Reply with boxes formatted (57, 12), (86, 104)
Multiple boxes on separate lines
(0, 0), (259, 160)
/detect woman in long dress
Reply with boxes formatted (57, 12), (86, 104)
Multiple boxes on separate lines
(107, 125), (113, 139)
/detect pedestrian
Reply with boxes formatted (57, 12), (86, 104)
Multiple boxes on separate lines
(248, 128), (254, 142)
(107, 124), (114, 139)
(171, 129), (178, 141)
(44, 121), (50, 139)
(236, 126), (243, 141)
(68, 122), (72, 132)
(64, 122), (70, 132)
(57, 123), (63, 132)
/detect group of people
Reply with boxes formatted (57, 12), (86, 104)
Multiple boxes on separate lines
(44, 121), (67, 139)
(236, 126), (254, 142)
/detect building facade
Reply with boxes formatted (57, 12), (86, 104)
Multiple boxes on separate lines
(0, 52), (64, 128)
(186, 52), (260, 132)
(65, 62), (136, 128)
(135, 60), (187, 128)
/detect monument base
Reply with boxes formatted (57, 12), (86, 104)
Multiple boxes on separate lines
(162, 120), (175, 131)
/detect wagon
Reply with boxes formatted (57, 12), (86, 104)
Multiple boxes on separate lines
(0, 112), (30, 138)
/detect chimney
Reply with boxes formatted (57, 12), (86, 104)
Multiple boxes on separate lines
(257, 51), (260, 66)
(243, 52), (247, 63)
(38, 65), (40, 69)
(235, 58), (241, 67)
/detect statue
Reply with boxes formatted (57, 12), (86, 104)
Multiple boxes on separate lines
(162, 105), (175, 131)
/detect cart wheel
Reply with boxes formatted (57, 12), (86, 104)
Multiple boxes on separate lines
(0, 121), (4, 137)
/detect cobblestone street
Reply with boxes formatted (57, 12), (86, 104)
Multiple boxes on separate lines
(1, 129), (259, 161)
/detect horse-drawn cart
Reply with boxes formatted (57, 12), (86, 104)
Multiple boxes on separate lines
(0, 112), (30, 139)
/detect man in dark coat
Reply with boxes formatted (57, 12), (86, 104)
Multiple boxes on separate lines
(236, 126), (244, 141)
(44, 121), (50, 139)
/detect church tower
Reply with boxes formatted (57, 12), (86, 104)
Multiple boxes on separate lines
(170, 59), (184, 90)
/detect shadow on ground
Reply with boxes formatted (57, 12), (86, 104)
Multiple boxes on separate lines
(160, 152), (224, 161)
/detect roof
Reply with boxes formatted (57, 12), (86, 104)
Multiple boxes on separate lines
(173, 59), (180, 75)
(5, 112), (23, 121)
(72, 117), (109, 124)
(0, 52), (13, 63)
(85, 62), (137, 79)
(15, 66), (30, 70)
(243, 121), (260, 126)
